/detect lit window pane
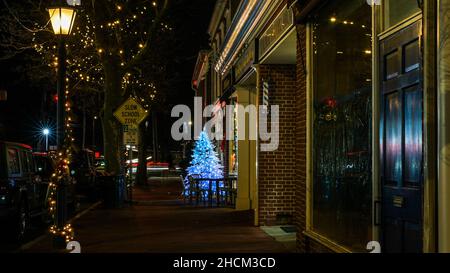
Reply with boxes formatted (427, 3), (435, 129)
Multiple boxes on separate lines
(312, 0), (372, 252)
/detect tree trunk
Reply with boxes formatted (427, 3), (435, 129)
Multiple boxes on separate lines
(136, 119), (148, 185)
(102, 58), (123, 175)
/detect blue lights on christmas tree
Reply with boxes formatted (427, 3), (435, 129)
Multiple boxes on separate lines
(185, 131), (224, 192)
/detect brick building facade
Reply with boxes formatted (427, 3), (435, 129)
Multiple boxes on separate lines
(294, 24), (307, 252)
(193, 0), (450, 253)
(192, 0), (299, 229)
(258, 64), (297, 226)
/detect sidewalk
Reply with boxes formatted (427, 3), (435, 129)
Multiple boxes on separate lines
(22, 177), (292, 253)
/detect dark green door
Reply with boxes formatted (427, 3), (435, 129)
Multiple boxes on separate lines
(379, 20), (423, 253)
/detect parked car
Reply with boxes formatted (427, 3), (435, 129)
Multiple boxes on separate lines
(0, 142), (47, 241)
(33, 152), (78, 215)
(70, 149), (104, 201)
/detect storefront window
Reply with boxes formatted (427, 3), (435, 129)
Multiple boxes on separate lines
(383, 0), (421, 30)
(311, 0), (372, 251)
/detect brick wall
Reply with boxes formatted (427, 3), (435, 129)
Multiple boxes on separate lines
(257, 24), (333, 252)
(258, 64), (297, 226)
(295, 24), (308, 252)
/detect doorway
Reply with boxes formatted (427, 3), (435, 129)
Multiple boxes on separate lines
(379, 20), (423, 253)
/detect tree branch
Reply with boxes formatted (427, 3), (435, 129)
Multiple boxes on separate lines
(2, 0), (51, 33)
(124, 0), (169, 71)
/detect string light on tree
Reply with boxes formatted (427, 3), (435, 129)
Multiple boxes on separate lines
(9, 0), (174, 223)
(185, 131), (224, 193)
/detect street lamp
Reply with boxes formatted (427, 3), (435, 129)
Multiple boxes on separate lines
(48, 0), (77, 149)
(43, 128), (50, 152)
(48, 6), (77, 35)
(47, 0), (77, 248)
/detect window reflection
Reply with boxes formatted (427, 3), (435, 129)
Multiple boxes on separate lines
(312, 0), (372, 251)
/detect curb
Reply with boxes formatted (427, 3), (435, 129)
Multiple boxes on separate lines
(17, 201), (102, 252)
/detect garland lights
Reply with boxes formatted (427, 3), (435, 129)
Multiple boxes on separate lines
(47, 76), (76, 243)
(39, 1), (169, 243)
(0, 0), (174, 245)
(33, 1), (168, 102)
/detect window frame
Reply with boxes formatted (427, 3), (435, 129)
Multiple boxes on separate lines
(305, 1), (375, 253)
(381, 0), (422, 33)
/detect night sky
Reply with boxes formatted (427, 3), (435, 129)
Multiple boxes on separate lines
(0, 0), (215, 154)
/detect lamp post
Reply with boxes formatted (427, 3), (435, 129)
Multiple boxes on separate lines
(48, 0), (76, 246)
(48, 0), (77, 149)
(43, 128), (50, 152)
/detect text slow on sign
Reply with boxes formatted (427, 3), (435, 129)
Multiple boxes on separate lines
(114, 97), (148, 126)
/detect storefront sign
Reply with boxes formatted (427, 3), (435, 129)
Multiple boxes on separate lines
(259, 7), (294, 60)
(234, 41), (256, 83)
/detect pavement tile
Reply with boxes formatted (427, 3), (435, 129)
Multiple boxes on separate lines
(22, 178), (292, 253)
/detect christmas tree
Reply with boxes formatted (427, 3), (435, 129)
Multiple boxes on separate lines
(186, 131), (224, 192)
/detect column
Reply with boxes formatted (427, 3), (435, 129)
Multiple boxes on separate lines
(438, 0), (450, 253)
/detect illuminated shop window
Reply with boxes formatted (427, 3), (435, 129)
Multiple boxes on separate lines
(311, 0), (372, 251)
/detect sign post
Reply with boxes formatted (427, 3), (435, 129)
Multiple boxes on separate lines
(114, 97), (149, 204)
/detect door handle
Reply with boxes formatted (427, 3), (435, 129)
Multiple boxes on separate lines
(374, 200), (381, 226)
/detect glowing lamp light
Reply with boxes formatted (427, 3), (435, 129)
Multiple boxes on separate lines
(43, 129), (50, 136)
(48, 2), (77, 35)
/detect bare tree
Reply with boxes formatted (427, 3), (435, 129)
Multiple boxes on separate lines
(0, 0), (174, 175)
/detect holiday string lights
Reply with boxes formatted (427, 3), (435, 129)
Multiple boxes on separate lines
(41, 1), (171, 242)
(47, 77), (76, 243)
(185, 131), (224, 193)
(31, 1), (170, 105)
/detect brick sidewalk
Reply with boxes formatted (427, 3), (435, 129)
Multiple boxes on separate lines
(22, 178), (291, 253)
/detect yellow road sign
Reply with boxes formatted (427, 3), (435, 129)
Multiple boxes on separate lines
(114, 97), (148, 126)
